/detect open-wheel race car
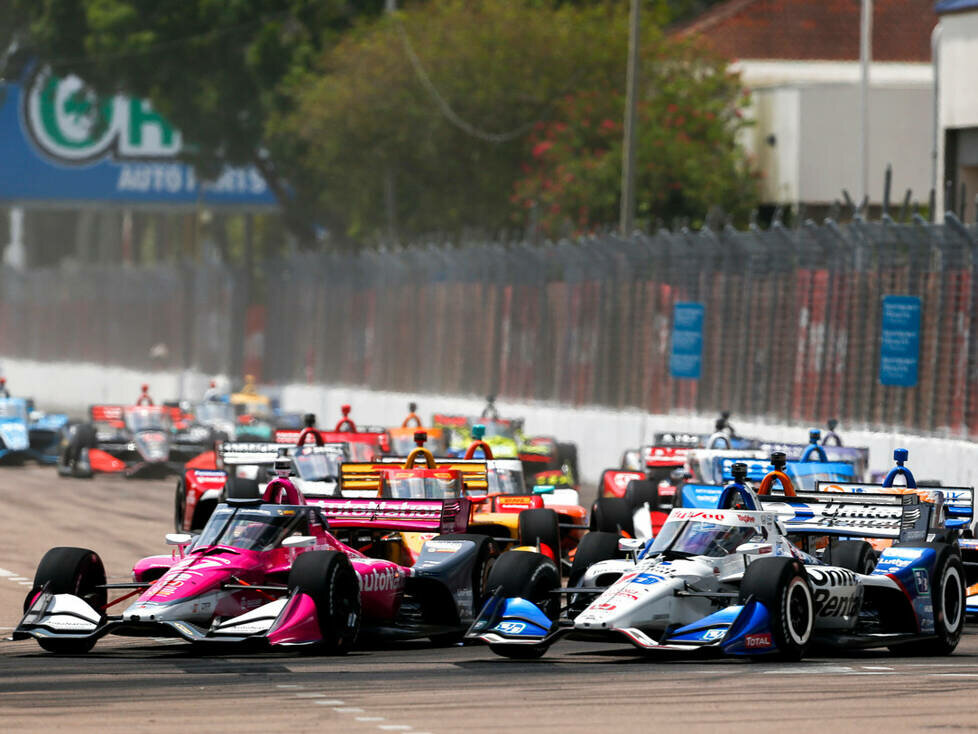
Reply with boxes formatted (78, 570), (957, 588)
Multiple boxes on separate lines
(433, 397), (579, 488)
(15, 474), (497, 653)
(346, 429), (588, 570)
(0, 378), (70, 464)
(467, 449), (965, 662)
(56, 386), (199, 479)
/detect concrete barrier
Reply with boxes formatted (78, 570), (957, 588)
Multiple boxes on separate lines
(3, 357), (976, 487)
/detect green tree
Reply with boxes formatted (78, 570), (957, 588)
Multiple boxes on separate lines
(6, 0), (392, 244)
(279, 0), (756, 240)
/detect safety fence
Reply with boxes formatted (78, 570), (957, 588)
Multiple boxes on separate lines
(2, 215), (978, 436)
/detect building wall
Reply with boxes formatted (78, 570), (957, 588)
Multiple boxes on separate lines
(936, 11), (978, 219)
(739, 60), (933, 207)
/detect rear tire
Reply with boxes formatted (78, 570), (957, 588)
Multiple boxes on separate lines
(25, 547), (106, 654)
(589, 497), (634, 537)
(557, 442), (579, 483)
(518, 508), (561, 562)
(288, 551), (361, 654)
(174, 480), (187, 532)
(889, 543), (964, 656)
(623, 480), (659, 512)
(567, 531), (622, 588)
(825, 540), (876, 574)
(739, 557), (814, 661)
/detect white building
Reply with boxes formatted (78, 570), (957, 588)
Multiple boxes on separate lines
(935, 0), (978, 220)
(679, 0), (937, 215)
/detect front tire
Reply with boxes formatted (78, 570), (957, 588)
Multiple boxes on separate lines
(739, 557), (814, 661)
(288, 551), (361, 654)
(485, 550), (560, 660)
(825, 540), (876, 574)
(25, 547), (106, 654)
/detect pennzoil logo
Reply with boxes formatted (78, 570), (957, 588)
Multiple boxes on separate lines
(23, 68), (181, 165)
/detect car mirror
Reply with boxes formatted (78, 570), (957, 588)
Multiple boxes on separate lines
(618, 537), (645, 552)
(735, 542), (773, 556)
(165, 533), (193, 546)
(282, 535), (316, 549)
(533, 485), (555, 495)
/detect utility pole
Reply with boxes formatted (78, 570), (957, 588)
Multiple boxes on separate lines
(859, 0), (873, 205)
(619, 0), (640, 236)
(385, 0), (398, 241)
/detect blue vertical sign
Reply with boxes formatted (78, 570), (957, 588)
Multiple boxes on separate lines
(879, 295), (921, 387)
(669, 302), (705, 379)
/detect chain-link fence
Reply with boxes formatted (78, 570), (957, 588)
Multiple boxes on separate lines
(3, 215), (978, 435)
(0, 261), (243, 376)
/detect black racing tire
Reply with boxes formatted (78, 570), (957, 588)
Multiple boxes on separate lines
(557, 442), (579, 483)
(487, 549), (560, 620)
(888, 542), (965, 656)
(174, 479), (187, 533)
(25, 547), (106, 654)
(485, 550), (560, 660)
(518, 508), (561, 562)
(623, 480), (659, 512)
(589, 497), (634, 537)
(739, 557), (814, 661)
(567, 531), (623, 588)
(225, 476), (261, 502)
(59, 424), (96, 478)
(825, 540), (876, 574)
(288, 551), (361, 654)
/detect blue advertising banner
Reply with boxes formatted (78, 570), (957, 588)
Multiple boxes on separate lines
(0, 69), (277, 207)
(669, 302), (704, 379)
(879, 295), (921, 387)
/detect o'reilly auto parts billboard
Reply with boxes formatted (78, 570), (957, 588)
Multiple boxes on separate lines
(0, 68), (276, 207)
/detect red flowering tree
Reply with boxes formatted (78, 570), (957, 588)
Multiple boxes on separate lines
(512, 39), (758, 235)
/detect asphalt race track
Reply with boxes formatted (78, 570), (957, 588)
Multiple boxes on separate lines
(2, 465), (977, 733)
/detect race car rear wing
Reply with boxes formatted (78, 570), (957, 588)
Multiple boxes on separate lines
(340, 460), (489, 494)
(306, 496), (471, 533)
(217, 441), (347, 467)
(758, 491), (932, 542)
(813, 480), (975, 529)
(89, 404), (125, 423)
(716, 457), (857, 483)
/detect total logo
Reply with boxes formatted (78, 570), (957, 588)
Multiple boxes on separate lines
(23, 68), (182, 165)
(744, 633), (772, 649)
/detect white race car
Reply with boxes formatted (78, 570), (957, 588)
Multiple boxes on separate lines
(468, 454), (964, 661)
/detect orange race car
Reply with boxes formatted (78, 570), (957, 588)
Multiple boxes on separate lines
(338, 430), (588, 572)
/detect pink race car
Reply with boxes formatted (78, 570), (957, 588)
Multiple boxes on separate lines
(15, 476), (493, 654)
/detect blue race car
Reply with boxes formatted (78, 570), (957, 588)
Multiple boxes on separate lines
(0, 379), (69, 464)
